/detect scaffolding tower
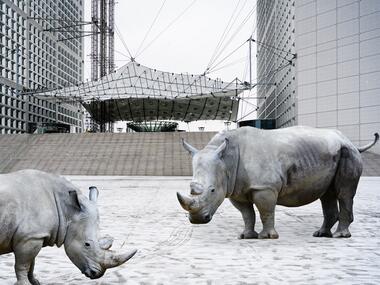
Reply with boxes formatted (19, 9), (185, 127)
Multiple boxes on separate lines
(91, 0), (115, 80)
(91, 0), (115, 132)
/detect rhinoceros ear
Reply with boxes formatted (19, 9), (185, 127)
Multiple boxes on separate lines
(182, 138), (198, 156)
(215, 138), (229, 158)
(89, 186), (99, 203)
(69, 190), (82, 211)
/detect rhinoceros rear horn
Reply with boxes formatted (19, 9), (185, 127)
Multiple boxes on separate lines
(89, 186), (99, 203)
(69, 191), (82, 211)
(177, 192), (194, 211)
(99, 236), (114, 250)
(102, 249), (137, 269)
(182, 138), (198, 156)
(215, 138), (229, 158)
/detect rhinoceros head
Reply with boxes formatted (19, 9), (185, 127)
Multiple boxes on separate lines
(177, 138), (229, 224)
(64, 187), (137, 279)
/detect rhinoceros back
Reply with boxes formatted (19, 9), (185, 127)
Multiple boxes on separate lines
(0, 170), (71, 254)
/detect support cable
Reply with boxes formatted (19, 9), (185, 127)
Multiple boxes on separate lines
(253, 38), (296, 58)
(115, 49), (132, 59)
(206, 0), (245, 70)
(258, 43), (292, 63)
(206, 56), (247, 74)
(207, 41), (247, 73)
(237, 107), (257, 122)
(135, 0), (167, 57)
(115, 24), (134, 59)
(242, 47), (250, 82)
(135, 0), (198, 59)
(239, 97), (258, 108)
(207, 3), (256, 72)
(240, 2), (258, 118)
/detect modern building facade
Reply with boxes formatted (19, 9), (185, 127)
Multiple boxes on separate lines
(257, 0), (380, 153)
(256, 0), (297, 128)
(84, 111), (100, 132)
(0, 0), (84, 134)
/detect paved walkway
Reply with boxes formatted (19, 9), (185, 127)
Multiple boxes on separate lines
(1, 176), (380, 284)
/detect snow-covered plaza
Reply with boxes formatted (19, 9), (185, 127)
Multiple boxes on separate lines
(1, 176), (379, 284)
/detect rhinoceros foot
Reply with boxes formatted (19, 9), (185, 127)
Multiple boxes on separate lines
(15, 279), (36, 285)
(313, 229), (332, 238)
(29, 278), (40, 285)
(239, 230), (259, 239)
(332, 229), (351, 238)
(258, 229), (279, 239)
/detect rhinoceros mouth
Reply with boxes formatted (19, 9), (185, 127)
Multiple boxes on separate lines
(189, 213), (212, 224)
(84, 268), (105, 279)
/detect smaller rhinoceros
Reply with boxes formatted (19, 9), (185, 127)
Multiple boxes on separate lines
(0, 169), (137, 285)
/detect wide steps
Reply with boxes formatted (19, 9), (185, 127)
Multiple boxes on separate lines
(0, 132), (215, 176)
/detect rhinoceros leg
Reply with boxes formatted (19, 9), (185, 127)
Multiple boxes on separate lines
(27, 259), (40, 285)
(230, 199), (258, 239)
(332, 148), (361, 238)
(253, 190), (279, 239)
(313, 189), (339, 237)
(333, 189), (356, 238)
(14, 239), (43, 285)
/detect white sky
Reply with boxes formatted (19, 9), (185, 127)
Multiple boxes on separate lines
(83, 0), (258, 131)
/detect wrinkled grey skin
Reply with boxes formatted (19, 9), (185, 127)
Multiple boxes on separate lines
(178, 126), (379, 239)
(0, 170), (137, 285)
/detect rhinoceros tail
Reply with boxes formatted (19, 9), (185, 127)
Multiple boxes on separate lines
(357, 133), (379, 153)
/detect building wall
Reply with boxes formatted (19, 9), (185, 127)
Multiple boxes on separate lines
(257, 0), (380, 153)
(296, 0), (380, 153)
(257, 0), (297, 128)
(84, 111), (99, 132)
(0, 0), (84, 134)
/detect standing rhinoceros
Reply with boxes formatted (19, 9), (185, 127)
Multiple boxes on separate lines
(177, 126), (379, 239)
(0, 169), (137, 285)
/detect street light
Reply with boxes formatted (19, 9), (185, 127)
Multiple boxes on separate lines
(224, 121), (231, 131)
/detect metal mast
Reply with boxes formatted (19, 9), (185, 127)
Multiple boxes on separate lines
(108, 0), (115, 73)
(91, 0), (99, 81)
(90, 0), (115, 132)
(91, 0), (114, 79)
(99, 0), (108, 78)
(249, 37), (252, 89)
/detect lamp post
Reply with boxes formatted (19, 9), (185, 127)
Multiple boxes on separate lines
(224, 121), (231, 131)
(249, 36), (252, 89)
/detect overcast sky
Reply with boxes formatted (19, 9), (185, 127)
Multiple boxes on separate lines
(84, 0), (257, 131)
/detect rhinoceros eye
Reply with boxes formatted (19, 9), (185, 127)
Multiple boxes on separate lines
(210, 188), (215, 193)
(85, 242), (91, 247)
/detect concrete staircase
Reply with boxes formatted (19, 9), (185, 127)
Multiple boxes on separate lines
(0, 132), (215, 176)
(0, 132), (379, 176)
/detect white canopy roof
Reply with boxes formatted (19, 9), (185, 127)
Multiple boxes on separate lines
(34, 60), (249, 122)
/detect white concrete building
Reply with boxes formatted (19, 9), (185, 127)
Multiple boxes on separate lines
(0, 0), (84, 134)
(256, 0), (297, 128)
(257, 0), (380, 153)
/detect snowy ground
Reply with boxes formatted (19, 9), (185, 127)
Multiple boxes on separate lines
(1, 176), (380, 285)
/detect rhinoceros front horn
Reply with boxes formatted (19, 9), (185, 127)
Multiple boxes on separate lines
(177, 192), (194, 211)
(182, 139), (198, 156)
(102, 249), (137, 269)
